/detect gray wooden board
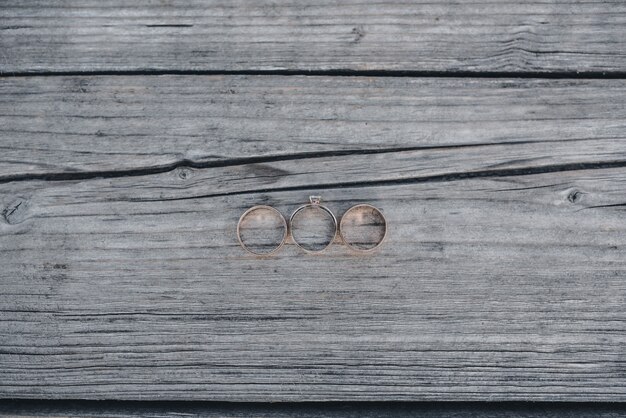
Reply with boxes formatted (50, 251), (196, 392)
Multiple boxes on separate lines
(1, 166), (626, 401)
(1, 76), (626, 401)
(2, 401), (626, 418)
(2, 75), (626, 182)
(2, 0), (626, 73)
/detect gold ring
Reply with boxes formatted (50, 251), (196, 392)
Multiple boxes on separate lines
(236, 205), (287, 256)
(289, 196), (337, 253)
(339, 203), (387, 253)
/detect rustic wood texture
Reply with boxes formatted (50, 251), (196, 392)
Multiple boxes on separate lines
(2, 75), (626, 181)
(1, 75), (626, 401)
(2, 0), (626, 74)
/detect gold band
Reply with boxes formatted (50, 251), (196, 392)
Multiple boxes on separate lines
(339, 203), (387, 252)
(236, 205), (288, 256)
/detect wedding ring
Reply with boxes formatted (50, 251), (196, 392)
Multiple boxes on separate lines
(339, 203), (387, 252)
(236, 205), (288, 256)
(289, 196), (338, 253)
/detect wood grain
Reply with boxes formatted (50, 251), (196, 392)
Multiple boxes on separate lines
(2, 75), (626, 401)
(2, 0), (626, 73)
(1, 140), (626, 400)
(3, 0), (626, 408)
(2, 75), (626, 182)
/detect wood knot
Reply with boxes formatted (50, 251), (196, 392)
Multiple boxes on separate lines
(44, 262), (69, 270)
(2, 197), (29, 225)
(177, 167), (193, 180)
(73, 78), (89, 93)
(352, 26), (365, 43)
(567, 189), (583, 204)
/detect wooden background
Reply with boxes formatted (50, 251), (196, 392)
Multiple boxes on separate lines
(1, 0), (626, 411)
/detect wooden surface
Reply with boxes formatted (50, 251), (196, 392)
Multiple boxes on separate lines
(2, 0), (626, 407)
(2, 0), (626, 74)
(2, 75), (626, 181)
(1, 75), (626, 401)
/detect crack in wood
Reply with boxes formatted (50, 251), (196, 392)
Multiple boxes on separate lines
(123, 160), (626, 202)
(3, 69), (626, 79)
(0, 141), (548, 185)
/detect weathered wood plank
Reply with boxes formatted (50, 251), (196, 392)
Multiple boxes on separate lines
(3, 0), (626, 405)
(1, 75), (626, 181)
(2, 0), (626, 73)
(1, 159), (626, 400)
(2, 400), (626, 418)
(2, 75), (626, 401)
